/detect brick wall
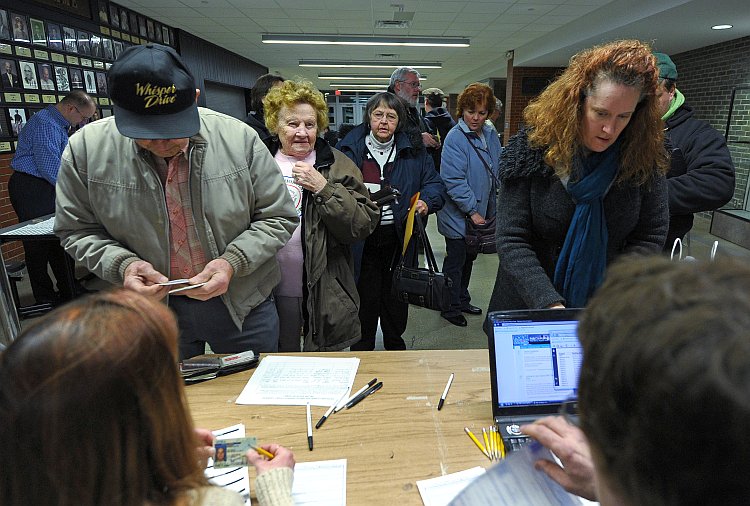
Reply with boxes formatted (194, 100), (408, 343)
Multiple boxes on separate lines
(671, 35), (750, 214)
(0, 154), (23, 261)
(505, 66), (563, 143)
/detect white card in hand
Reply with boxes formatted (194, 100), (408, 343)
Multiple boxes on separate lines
(157, 279), (191, 286)
(169, 282), (207, 294)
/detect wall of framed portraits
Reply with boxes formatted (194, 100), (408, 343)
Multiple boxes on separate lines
(0, 0), (269, 260)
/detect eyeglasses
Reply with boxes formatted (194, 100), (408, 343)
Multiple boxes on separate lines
(371, 111), (398, 123)
(400, 79), (421, 89)
(559, 396), (579, 427)
(73, 105), (93, 121)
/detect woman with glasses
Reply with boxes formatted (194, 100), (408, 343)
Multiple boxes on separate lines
(262, 80), (379, 352)
(437, 83), (502, 327)
(338, 91), (444, 351)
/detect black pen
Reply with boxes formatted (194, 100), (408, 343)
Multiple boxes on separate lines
(306, 402), (313, 451)
(345, 381), (383, 409)
(316, 390), (348, 429)
(437, 373), (454, 411)
(335, 377), (377, 413)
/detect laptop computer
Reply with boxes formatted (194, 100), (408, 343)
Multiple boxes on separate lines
(487, 308), (582, 451)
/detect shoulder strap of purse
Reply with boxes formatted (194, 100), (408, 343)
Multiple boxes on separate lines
(396, 215), (441, 274)
(461, 130), (499, 186)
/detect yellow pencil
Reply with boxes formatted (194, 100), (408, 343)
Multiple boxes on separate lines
(495, 427), (505, 459)
(464, 427), (491, 460)
(250, 445), (275, 459)
(482, 428), (490, 458)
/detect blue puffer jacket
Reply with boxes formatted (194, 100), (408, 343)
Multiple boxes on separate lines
(338, 123), (445, 276)
(338, 123), (445, 236)
(437, 119), (502, 239)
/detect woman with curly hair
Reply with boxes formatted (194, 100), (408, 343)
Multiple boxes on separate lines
(437, 83), (502, 327)
(486, 39), (669, 318)
(263, 80), (379, 351)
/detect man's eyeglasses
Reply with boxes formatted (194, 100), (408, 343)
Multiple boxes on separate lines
(400, 80), (421, 90)
(371, 111), (398, 123)
(73, 105), (93, 121)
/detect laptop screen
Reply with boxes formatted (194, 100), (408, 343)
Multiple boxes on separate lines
(488, 309), (582, 417)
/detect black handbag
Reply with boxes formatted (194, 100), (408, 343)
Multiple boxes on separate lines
(392, 213), (452, 312)
(465, 215), (497, 255)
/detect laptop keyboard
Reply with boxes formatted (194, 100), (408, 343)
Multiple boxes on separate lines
(506, 436), (533, 452)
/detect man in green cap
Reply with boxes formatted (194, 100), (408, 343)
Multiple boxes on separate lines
(654, 52), (735, 251)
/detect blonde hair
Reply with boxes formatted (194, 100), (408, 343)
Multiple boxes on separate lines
(524, 39), (668, 184)
(263, 79), (329, 134)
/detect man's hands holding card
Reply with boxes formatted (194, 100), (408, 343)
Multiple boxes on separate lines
(124, 258), (234, 301)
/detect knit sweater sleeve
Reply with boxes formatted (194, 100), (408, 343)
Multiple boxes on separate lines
(255, 467), (294, 506)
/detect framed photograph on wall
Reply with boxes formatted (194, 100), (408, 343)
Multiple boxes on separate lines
(95, 71), (107, 96)
(84, 70), (96, 94)
(54, 65), (70, 91)
(146, 19), (154, 40)
(102, 37), (114, 60)
(138, 15), (147, 38)
(119, 8), (129, 33)
(161, 25), (169, 45)
(10, 12), (30, 44)
(101, 108), (113, 118)
(30, 18), (46, 46)
(113, 40), (123, 59)
(0, 58), (20, 89)
(108, 4), (120, 29)
(153, 22), (162, 43)
(77, 30), (91, 56)
(47, 22), (63, 50)
(28, 106), (43, 118)
(19, 60), (38, 90)
(98, 2), (109, 25)
(9, 107), (27, 136)
(69, 67), (83, 89)
(63, 26), (78, 53)
(38, 63), (55, 91)
(0, 108), (10, 137)
(129, 12), (138, 35)
(0, 9), (10, 41)
(90, 34), (102, 59)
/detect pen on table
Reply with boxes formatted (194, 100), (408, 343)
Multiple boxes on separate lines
(482, 428), (490, 458)
(437, 372), (454, 411)
(249, 445), (275, 459)
(306, 402), (313, 451)
(316, 390), (348, 429)
(336, 377), (377, 412)
(345, 381), (383, 409)
(464, 427), (491, 460)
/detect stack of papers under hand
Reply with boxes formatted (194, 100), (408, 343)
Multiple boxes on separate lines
(181, 350), (259, 384)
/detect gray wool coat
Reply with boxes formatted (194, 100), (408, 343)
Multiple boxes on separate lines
(485, 130), (668, 324)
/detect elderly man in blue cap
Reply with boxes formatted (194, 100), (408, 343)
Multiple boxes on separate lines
(653, 52), (735, 251)
(54, 44), (298, 359)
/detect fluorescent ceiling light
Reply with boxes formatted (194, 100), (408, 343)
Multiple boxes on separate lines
(335, 89), (387, 93)
(711, 24), (732, 30)
(264, 34), (469, 47)
(318, 75), (426, 81)
(329, 83), (390, 88)
(300, 60), (442, 69)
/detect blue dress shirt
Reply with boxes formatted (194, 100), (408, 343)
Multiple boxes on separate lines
(11, 105), (71, 185)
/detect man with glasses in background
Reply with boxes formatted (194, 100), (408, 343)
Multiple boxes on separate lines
(9, 90), (95, 305)
(388, 67), (440, 151)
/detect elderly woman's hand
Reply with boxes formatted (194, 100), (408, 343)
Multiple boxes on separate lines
(292, 161), (327, 194)
(414, 199), (429, 215)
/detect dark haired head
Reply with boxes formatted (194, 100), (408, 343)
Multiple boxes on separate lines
(579, 256), (750, 506)
(251, 73), (285, 113)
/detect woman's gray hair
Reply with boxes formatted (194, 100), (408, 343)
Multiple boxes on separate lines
(364, 92), (407, 132)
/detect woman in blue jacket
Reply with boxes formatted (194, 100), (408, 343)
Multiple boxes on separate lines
(338, 92), (444, 350)
(437, 83), (502, 327)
